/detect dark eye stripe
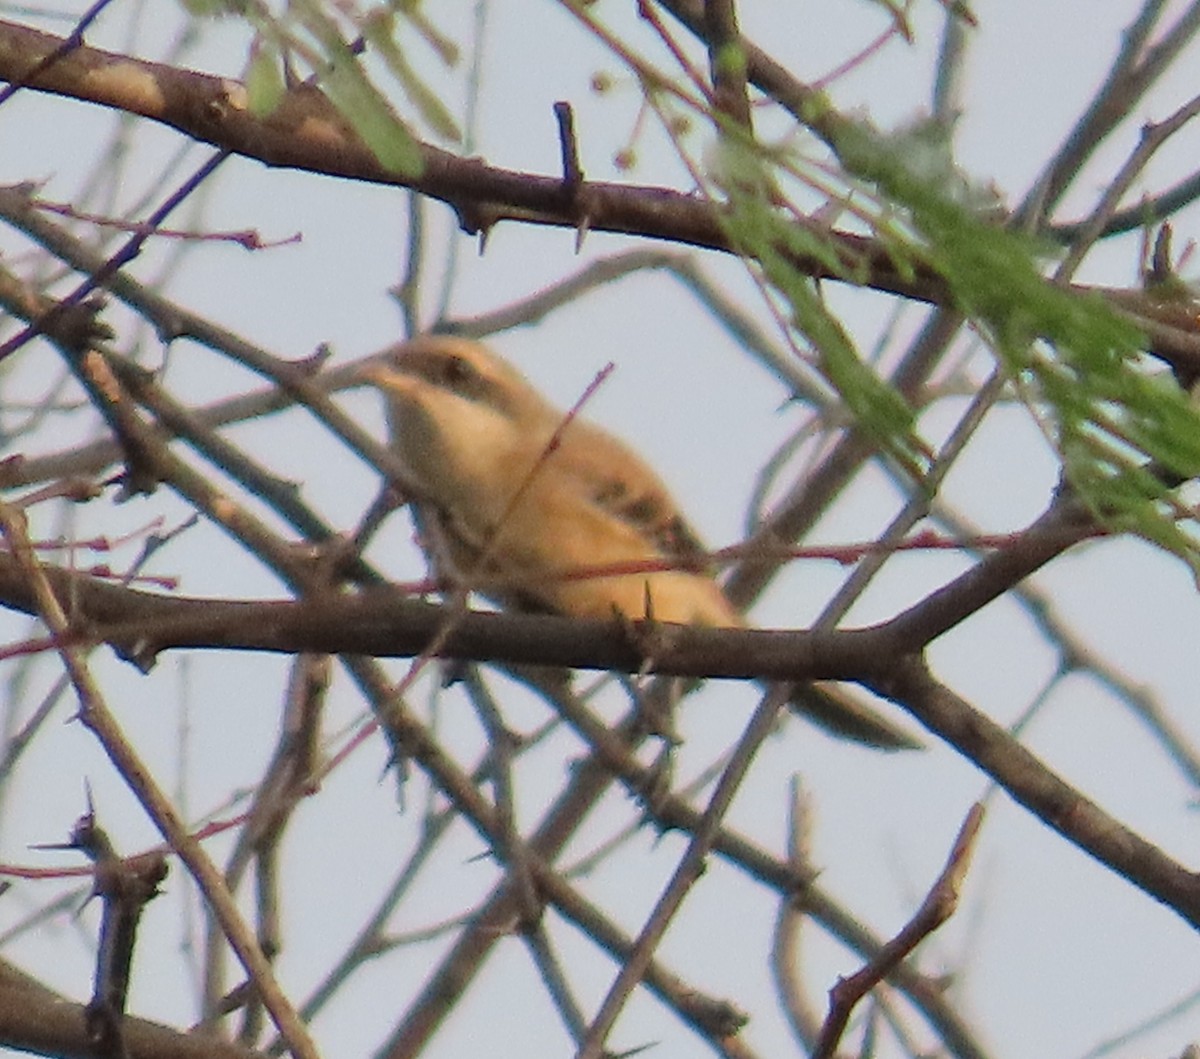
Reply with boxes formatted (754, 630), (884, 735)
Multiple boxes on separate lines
(392, 348), (528, 422)
(395, 350), (487, 400)
(441, 355), (476, 390)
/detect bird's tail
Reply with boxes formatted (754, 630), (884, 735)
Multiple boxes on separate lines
(787, 682), (921, 750)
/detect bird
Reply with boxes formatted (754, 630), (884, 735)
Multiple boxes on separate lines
(360, 334), (918, 750)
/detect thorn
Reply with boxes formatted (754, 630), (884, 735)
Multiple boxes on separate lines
(553, 101), (584, 191)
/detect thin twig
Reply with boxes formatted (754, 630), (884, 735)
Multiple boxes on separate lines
(810, 803), (984, 1059)
(576, 684), (790, 1059)
(0, 501), (321, 1059)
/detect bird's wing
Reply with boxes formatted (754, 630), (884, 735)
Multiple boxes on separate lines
(553, 420), (715, 572)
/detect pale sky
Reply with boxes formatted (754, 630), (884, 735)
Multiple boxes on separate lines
(2, 3), (1200, 1058)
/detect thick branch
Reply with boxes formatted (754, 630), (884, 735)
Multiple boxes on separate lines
(871, 657), (1200, 930)
(0, 19), (932, 303)
(3, 21), (1200, 374)
(883, 492), (1099, 650)
(3, 18), (1199, 378)
(0, 956), (261, 1059)
(0, 554), (896, 682)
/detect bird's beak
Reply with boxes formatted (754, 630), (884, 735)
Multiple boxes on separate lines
(359, 358), (417, 397)
(359, 361), (391, 387)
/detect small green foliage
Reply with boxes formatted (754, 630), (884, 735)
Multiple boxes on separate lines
(244, 39), (286, 118)
(829, 112), (1200, 564)
(391, 0), (460, 66)
(177, 0), (246, 16)
(361, 11), (461, 143)
(294, 2), (425, 176)
(712, 41), (748, 81)
(714, 141), (928, 476)
(187, 0), (461, 177)
(320, 52), (425, 176)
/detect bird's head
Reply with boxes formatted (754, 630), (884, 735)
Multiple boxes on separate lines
(359, 335), (562, 510)
(361, 335), (554, 432)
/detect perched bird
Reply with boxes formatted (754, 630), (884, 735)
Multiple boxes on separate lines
(362, 334), (918, 750)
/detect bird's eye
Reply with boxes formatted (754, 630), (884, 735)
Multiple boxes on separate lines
(440, 355), (476, 392)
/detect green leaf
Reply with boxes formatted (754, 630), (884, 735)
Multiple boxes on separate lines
(177, 0), (246, 14)
(244, 40), (286, 119)
(361, 11), (461, 143)
(712, 141), (927, 475)
(825, 112), (1200, 562)
(294, 2), (425, 177)
(321, 54), (424, 175)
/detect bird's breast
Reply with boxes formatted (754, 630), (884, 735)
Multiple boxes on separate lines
(393, 392), (544, 529)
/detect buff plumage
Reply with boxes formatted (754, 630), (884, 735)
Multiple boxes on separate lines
(362, 335), (917, 750)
